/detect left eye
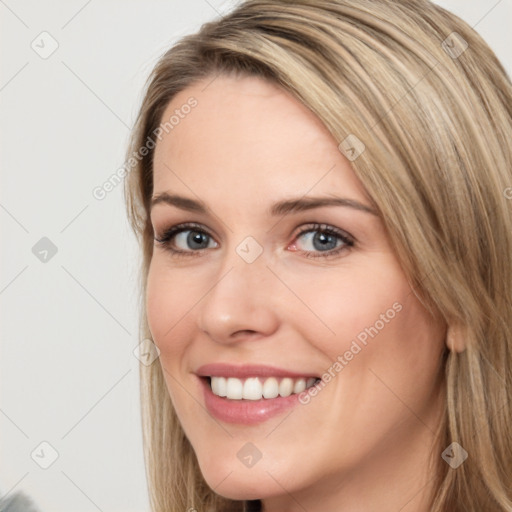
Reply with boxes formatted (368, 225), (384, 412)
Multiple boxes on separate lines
(168, 229), (217, 251)
(291, 224), (353, 256)
(154, 223), (218, 254)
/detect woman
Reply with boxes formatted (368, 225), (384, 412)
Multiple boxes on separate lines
(124, 1), (512, 510)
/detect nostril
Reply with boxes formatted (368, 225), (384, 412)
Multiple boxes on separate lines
(231, 330), (258, 339)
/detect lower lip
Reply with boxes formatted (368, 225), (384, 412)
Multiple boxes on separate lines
(199, 377), (303, 425)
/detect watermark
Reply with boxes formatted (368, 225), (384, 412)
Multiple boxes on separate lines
(236, 236), (263, 263)
(32, 236), (58, 263)
(31, 31), (59, 59)
(504, 187), (512, 200)
(237, 442), (262, 468)
(441, 32), (468, 59)
(92, 96), (198, 201)
(298, 301), (403, 404)
(31, 441), (59, 469)
(441, 442), (468, 469)
(338, 134), (365, 161)
(133, 338), (160, 366)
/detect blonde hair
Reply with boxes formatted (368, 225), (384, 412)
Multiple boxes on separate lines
(124, 1), (512, 510)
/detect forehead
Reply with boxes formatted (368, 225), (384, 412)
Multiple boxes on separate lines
(152, 74), (367, 203)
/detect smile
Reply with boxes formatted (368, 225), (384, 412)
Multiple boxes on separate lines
(196, 363), (322, 423)
(208, 376), (321, 400)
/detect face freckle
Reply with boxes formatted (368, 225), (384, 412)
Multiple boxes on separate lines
(146, 73), (447, 508)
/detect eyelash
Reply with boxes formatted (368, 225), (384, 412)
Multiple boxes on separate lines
(153, 222), (354, 259)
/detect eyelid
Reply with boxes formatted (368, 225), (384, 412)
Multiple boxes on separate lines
(154, 221), (213, 241)
(291, 222), (354, 243)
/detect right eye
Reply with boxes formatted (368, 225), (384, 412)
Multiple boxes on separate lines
(154, 223), (218, 256)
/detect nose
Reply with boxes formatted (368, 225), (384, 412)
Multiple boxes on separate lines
(196, 246), (280, 344)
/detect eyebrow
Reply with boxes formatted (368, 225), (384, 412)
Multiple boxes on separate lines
(150, 192), (378, 216)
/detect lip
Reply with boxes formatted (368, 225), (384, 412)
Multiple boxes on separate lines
(195, 363), (319, 379)
(196, 363), (320, 425)
(198, 375), (307, 425)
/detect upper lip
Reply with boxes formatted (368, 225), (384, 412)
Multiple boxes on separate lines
(196, 363), (319, 379)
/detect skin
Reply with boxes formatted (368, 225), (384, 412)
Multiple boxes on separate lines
(147, 74), (448, 512)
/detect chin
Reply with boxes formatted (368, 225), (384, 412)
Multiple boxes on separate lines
(203, 472), (265, 500)
(197, 457), (285, 501)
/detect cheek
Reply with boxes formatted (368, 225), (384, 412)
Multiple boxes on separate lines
(288, 259), (445, 398)
(145, 258), (194, 359)
(290, 265), (445, 449)
(286, 261), (412, 354)
(146, 259), (201, 415)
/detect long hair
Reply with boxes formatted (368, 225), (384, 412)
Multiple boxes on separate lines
(124, 1), (512, 510)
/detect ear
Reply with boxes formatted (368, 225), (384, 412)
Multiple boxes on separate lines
(446, 324), (466, 353)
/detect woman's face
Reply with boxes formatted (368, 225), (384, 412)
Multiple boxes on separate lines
(147, 74), (447, 509)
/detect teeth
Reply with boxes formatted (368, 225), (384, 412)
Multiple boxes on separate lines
(211, 376), (227, 397)
(226, 377), (243, 399)
(262, 377), (279, 399)
(294, 378), (306, 394)
(243, 377), (262, 400)
(210, 376), (318, 400)
(279, 377), (294, 397)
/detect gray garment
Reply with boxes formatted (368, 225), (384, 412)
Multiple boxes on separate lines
(0, 492), (41, 512)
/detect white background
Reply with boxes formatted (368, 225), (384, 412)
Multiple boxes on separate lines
(1, 1), (510, 511)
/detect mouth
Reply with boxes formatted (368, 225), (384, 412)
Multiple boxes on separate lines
(195, 363), (322, 423)
(203, 375), (321, 400)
